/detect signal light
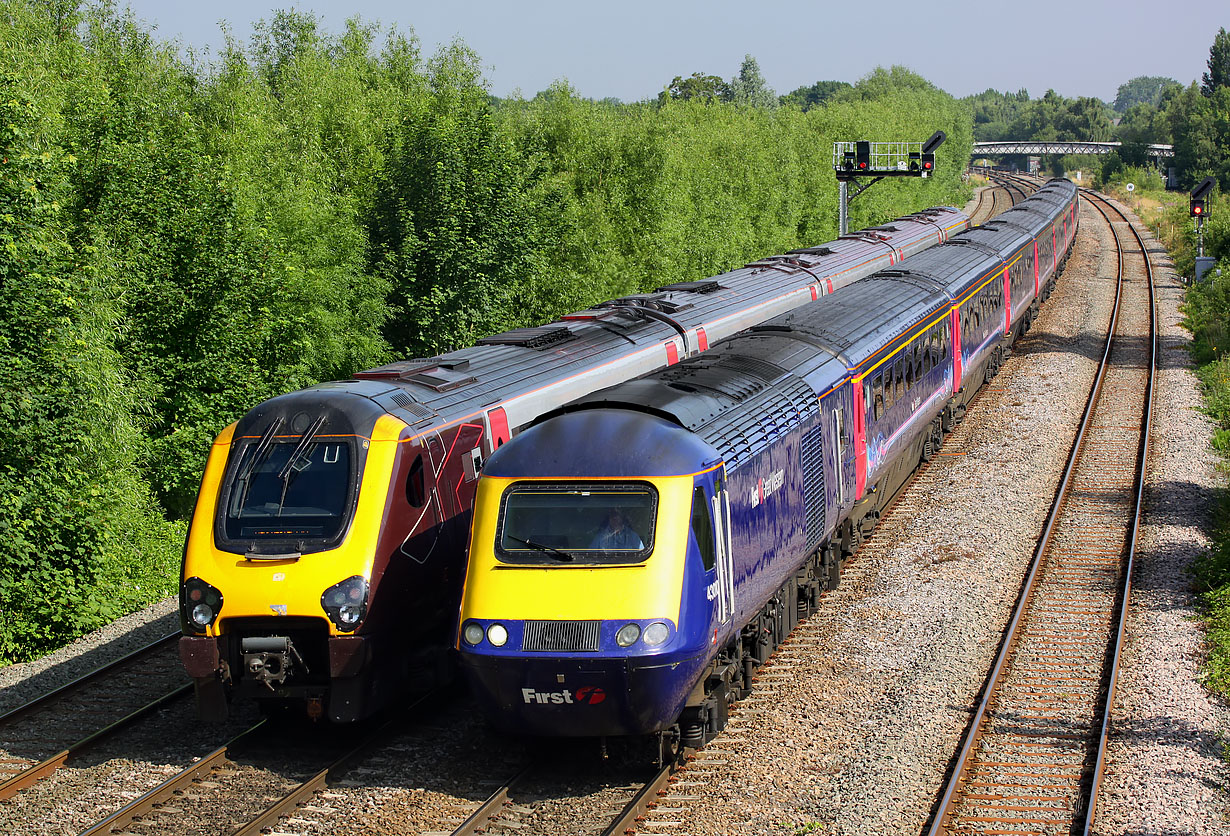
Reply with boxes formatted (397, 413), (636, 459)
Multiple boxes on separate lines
(843, 151), (855, 171)
(1191, 177), (1214, 219)
(855, 141), (870, 171)
(921, 152), (935, 172)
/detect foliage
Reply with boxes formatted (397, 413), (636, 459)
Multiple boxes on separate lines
(1098, 161), (1165, 194)
(1168, 82), (1230, 190)
(729, 54), (776, 109)
(371, 41), (543, 356)
(1114, 75), (1181, 112)
(779, 80), (850, 111)
(1115, 102), (1172, 166)
(0, 11), (181, 661)
(1161, 184), (1230, 698)
(964, 88), (1031, 142)
(658, 72), (731, 105)
(1203, 26), (1230, 97)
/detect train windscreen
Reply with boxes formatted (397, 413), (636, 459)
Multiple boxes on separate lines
(224, 439), (353, 542)
(496, 483), (656, 565)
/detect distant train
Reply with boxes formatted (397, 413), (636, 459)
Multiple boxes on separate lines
(177, 207), (970, 722)
(455, 179), (1078, 749)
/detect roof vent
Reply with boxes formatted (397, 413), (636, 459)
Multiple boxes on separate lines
(656, 280), (723, 294)
(477, 326), (573, 349)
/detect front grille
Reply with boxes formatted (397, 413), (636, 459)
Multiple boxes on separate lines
(523, 620), (601, 652)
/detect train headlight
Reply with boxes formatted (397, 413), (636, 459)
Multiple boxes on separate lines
(181, 577), (223, 634)
(642, 622), (670, 647)
(616, 623), (641, 648)
(462, 621), (485, 646)
(486, 623), (509, 647)
(321, 576), (368, 633)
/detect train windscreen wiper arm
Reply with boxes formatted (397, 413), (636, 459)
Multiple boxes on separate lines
(503, 533), (575, 562)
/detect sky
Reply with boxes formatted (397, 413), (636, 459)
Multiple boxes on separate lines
(120, 1), (1225, 104)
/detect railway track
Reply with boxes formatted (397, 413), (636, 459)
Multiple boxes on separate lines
(924, 190), (1155, 835)
(435, 755), (675, 836)
(969, 173), (1036, 226)
(0, 632), (188, 800)
(71, 690), (455, 836)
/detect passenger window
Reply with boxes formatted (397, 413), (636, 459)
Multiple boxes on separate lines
(905, 351), (914, 392)
(883, 368), (894, 409)
(690, 487), (716, 571)
(894, 360), (904, 401)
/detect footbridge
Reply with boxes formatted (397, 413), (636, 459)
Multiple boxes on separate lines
(972, 141), (1174, 159)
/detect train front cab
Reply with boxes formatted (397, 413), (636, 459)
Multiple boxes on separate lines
(179, 390), (467, 722)
(457, 411), (739, 744)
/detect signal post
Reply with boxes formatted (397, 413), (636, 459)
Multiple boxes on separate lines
(834, 131), (945, 235)
(1191, 177), (1215, 282)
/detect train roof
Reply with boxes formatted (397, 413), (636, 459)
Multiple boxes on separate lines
(483, 408), (717, 479)
(336, 206), (968, 435)
(499, 182), (1074, 475)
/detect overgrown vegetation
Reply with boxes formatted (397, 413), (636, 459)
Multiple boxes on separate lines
(0, 1), (972, 662)
(1174, 188), (1230, 696)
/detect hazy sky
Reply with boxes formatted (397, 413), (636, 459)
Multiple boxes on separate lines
(120, 1), (1225, 103)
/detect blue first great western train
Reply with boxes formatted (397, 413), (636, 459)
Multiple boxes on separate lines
(456, 179), (1079, 748)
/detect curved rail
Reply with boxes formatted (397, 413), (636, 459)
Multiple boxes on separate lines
(925, 190), (1156, 834)
(1079, 191), (1156, 835)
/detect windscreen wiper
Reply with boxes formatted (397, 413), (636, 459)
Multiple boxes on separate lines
(235, 417), (285, 516)
(504, 533), (574, 562)
(278, 415), (327, 480)
(274, 415), (327, 517)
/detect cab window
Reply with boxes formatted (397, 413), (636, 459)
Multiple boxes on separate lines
(496, 483), (656, 565)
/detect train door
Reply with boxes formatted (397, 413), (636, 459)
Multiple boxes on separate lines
(831, 408), (846, 509)
(710, 471), (734, 626)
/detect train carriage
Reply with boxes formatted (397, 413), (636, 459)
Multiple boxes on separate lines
(178, 206), (969, 722)
(456, 179), (1079, 749)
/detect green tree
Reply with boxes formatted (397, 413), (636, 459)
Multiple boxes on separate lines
(730, 54), (776, 109)
(1114, 76), (1180, 112)
(371, 41), (542, 356)
(779, 80), (850, 111)
(1203, 26), (1230, 96)
(0, 57), (178, 660)
(658, 72), (731, 104)
(1115, 102), (1171, 165)
(1169, 82), (1224, 188)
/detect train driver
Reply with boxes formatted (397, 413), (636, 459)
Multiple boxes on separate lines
(589, 508), (644, 551)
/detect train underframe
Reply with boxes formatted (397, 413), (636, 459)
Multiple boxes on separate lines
(180, 621), (451, 723)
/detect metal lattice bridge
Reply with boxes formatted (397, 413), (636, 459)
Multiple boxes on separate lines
(972, 141), (1174, 159)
